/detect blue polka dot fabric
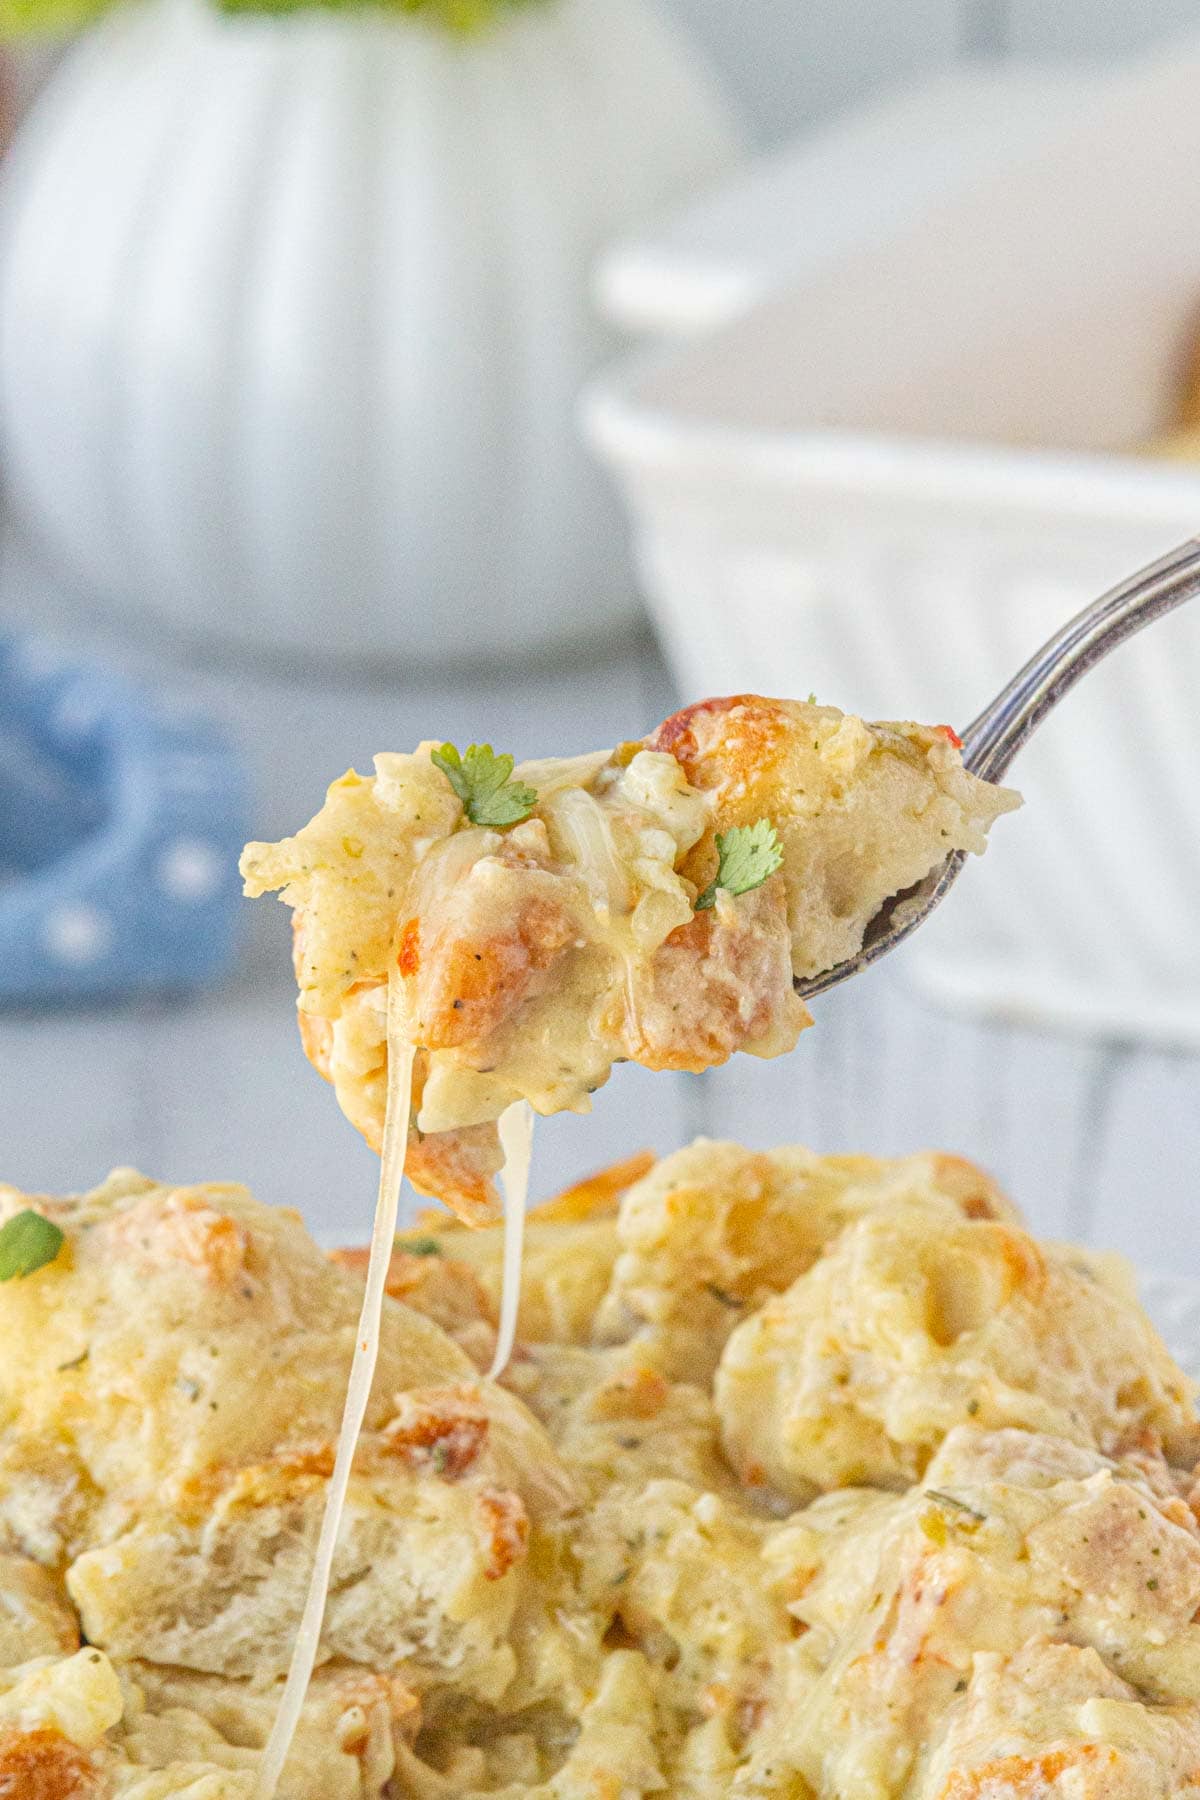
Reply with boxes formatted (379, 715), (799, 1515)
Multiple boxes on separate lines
(0, 631), (249, 1004)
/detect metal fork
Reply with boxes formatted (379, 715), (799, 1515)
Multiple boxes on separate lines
(796, 537), (1200, 1001)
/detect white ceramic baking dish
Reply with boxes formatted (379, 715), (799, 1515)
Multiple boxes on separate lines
(595, 61), (1107, 340)
(586, 41), (1200, 1045)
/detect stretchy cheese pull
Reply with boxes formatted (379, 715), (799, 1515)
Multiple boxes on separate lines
(255, 969), (414, 1800)
(488, 1101), (534, 1380)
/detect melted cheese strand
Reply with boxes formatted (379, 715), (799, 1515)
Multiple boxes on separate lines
(487, 1100), (534, 1380)
(255, 970), (414, 1800)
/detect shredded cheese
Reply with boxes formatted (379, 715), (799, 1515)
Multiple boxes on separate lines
(254, 968), (414, 1800)
(488, 1100), (534, 1380)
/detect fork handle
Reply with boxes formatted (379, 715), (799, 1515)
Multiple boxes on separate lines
(961, 537), (1200, 783)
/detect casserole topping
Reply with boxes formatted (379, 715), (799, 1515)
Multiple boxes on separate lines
(0, 1146), (1196, 1798)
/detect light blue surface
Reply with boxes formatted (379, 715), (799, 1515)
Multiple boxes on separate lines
(0, 631), (249, 1003)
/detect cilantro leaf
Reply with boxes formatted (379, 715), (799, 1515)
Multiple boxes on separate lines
(431, 743), (537, 828)
(694, 820), (784, 911)
(0, 1210), (64, 1281)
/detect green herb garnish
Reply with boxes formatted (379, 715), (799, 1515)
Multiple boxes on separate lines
(402, 1236), (443, 1257)
(694, 821), (783, 911)
(431, 743), (537, 828)
(0, 1210), (64, 1282)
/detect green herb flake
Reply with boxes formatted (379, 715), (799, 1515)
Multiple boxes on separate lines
(0, 1210), (64, 1282)
(401, 1236), (443, 1257)
(431, 1442), (451, 1475)
(694, 820), (783, 911)
(704, 1282), (744, 1310)
(924, 1489), (987, 1525)
(431, 742), (537, 828)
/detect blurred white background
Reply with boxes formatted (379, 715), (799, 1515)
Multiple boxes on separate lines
(668, 0), (1198, 141)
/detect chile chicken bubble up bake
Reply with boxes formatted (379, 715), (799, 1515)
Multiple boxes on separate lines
(240, 695), (1018, 1222)
(2, 1140), (1199, 1798)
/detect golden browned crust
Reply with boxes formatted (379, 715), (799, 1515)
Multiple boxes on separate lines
(404, 1115), (506, 1228)
(475, 1486), (530, 1582)
(0, 1728), (101, 1799)
(381, 1388), (492, 1480)
(648, 692), (796, 813)
(524, 1151), (656, 1225)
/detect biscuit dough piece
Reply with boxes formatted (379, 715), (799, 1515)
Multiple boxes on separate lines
(646, 696), (1016, 981)
(715, 1204), (1199, 1502)
(598, 1139), (1016, 1381)
(0, 1172), (573, 1705)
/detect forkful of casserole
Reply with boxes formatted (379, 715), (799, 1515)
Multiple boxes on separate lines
(242, 693), (1018, 1223)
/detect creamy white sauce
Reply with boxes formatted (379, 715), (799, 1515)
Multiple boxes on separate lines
(254, 969), (415, 1800)
(488, 1100), (534, 1380)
